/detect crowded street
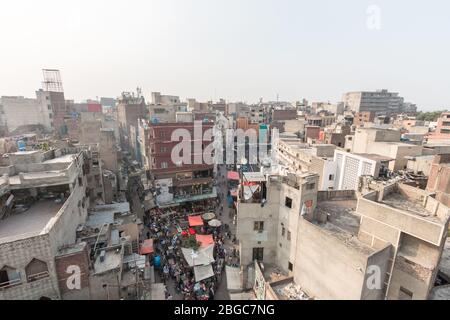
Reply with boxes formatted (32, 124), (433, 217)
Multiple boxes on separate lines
(143, 164), (239, 300)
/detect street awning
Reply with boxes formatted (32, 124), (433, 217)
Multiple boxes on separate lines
(140, 239), (154, 255)
(196, 234), (214, 248)
(194, 264), (215, 282)
(188, 215), (204, 227)
(227, 171), (240, 181)
(181, 244), (215, 267)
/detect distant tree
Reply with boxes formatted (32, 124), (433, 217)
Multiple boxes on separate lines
(416, 110), (448, 122)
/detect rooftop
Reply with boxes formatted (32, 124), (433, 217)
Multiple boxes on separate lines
(94, 248), (123, 275)
(381, 192), (442, 223)
(354, 153), (395, 163)
(56, 242), (87, 257)
(314, 198), (360, 235)
(312, 196), (376, 256)
(0, 199), (63, 243)
(43, 154), (76, 164)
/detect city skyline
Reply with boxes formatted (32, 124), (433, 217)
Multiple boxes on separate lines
(0, 0), (449, 110)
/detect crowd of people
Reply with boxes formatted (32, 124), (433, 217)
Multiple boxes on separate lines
(142, 164), (239, 300)
(143, 207), (238, 300)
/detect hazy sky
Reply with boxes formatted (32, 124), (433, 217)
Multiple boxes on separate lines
(0, 0), (449, 110)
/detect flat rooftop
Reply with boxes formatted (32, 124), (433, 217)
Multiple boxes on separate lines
(43, 154), (76, 164)
(354, 153), (395, 162)
(313, 198), (375, 256)
(0, 199), (63, 243)
(314, 199), (360, 235)
(94, 249), (123, 275)
(381, 192), (442, 223)
(272, 280), (310, 300)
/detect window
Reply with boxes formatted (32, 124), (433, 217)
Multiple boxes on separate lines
(287, 231), (291, 241)
(399, 287), (413, 300)
(306, 183), (315, 190)
(25, 259), (49, 282)
(252, 248), (264, 261)
(78, 176), (83, 186)
(0, 266), (21, 288)
(285, 197), (292, 208)
(159, 131), (167, 138)
(329, 174), (334, 181)
(49, 113), (52, 119)
(47, 104), (51, 110)
(161, 162), (168, 169)
(281, 226), (286, 237)
(288, 262), (293, 271)
(254, 221), (264, 232)
(160, 146), (168, 153)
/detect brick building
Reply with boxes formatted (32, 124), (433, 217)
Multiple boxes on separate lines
(147, 122), (216, 208)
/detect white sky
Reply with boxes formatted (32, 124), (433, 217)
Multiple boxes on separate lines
(0, 0), (449, 110)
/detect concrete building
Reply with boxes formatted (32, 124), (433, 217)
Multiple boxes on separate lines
(277, 138), (336, 191)
(306, 115), (335, 127)
(237, 165), (450, 300)
(311, 102), (344, 115)
(354, 111), (375, 127)
(427, 112), (450, 144)
(426, 154), (450, 208)
(271, 109), (297, 122)
(236, 172), (319, 274)
(148, 92), (188, 123)
(333, 150), (392, 190)
(0, 95), (53, 133)
(249, 105), (267, 123)
(295, 182), (449, 299)
(77, 113), (120, 175)
(323, 123), (351, 148)
(116, 92), (147, 154)
(0, 149), (90, 299)
(342, 89), (407, 115)
(406, 155), (435, 176)
(351, 127), (422, 171)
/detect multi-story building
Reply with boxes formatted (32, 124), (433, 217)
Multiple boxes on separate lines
(0, 95), (53, 134)
(333, 150), (392, 190)
(426, 154), (450, 208)
(149, 92), (188, 123)
(277, 138), (336, 191)
(236, 172), (319, 274)
(0, 149), (90, 299)
(351, 127), (423, 171)
(147, 122), (216, 208)
(311, 102), (344, 115)
(116, 92), (147, 154)
(296, 183), (449, 300)
(250, 105), (267, 123)
(427, 112), (450, 144)
(342, 89), (406, 115)
(354, 111), (376, 127)
(237, 171), (450, 300)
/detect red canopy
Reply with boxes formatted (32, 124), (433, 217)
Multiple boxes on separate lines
(189, 227), (196, 235)
(188, 215), (204, 227)
(196, 234), (214, 247)
(140, 239), (154, 255)
(227, 171), (240, 181)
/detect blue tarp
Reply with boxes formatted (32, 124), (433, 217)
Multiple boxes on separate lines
(154, 255), (161, 268)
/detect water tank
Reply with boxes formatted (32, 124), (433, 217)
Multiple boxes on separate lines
(17, 140), (26, 151)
